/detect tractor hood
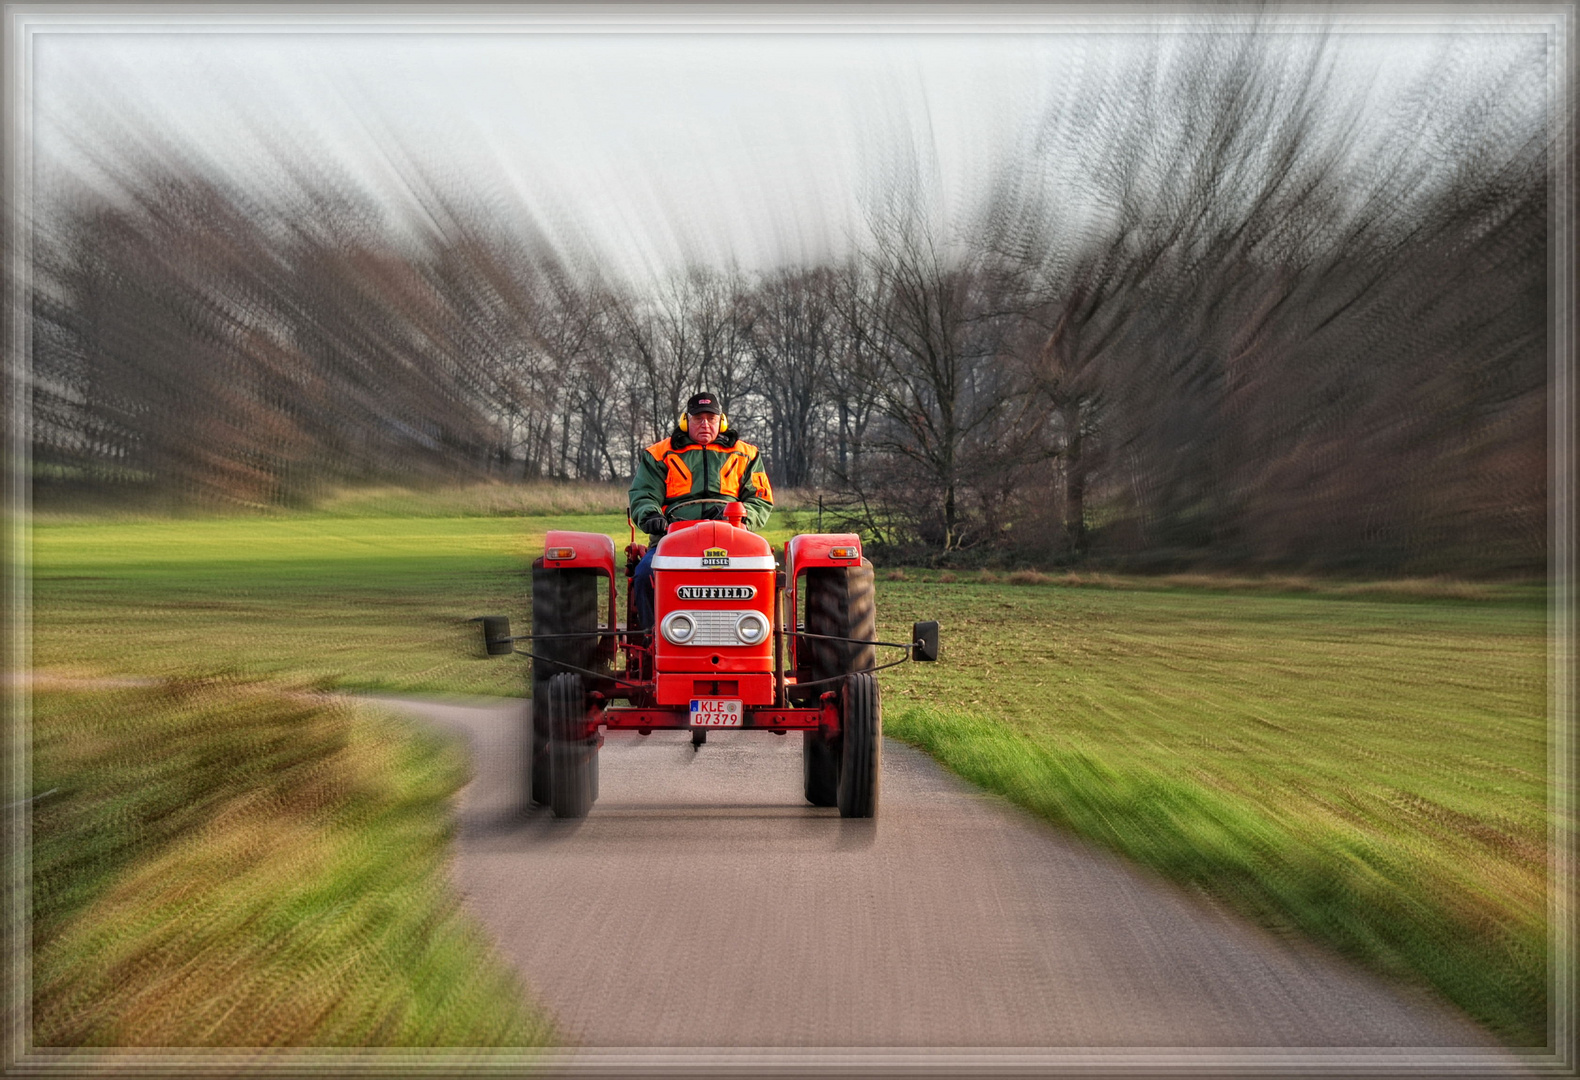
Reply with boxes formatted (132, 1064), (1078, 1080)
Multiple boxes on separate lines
(650, 521), (775, 570)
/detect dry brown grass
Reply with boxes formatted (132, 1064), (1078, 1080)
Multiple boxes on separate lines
(1145, 572), (1506, 600)
(1155, 572), (1319, 593)
(925, 567), (1517, 600)
(1329, 577), (1500, 601)
(1006, 570), (1053, 586)
(763, 486), (824, 513)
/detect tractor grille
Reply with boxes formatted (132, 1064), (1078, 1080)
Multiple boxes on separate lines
(675, 609), (757, 647)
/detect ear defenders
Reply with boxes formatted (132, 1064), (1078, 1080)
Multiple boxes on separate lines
(678, 411), (728, 433)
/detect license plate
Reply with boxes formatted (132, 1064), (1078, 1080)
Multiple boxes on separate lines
(690, 698), (743, 727)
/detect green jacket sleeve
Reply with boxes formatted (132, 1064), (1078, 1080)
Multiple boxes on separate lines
(740, 450), (774, 532)
(629, 450), (668, 527)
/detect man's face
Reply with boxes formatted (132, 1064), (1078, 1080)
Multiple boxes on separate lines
(688, 411), (721, 445)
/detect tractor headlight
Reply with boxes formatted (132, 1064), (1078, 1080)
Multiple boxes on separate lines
(735, 611), (770, 645)
(661, 611), (697, 645)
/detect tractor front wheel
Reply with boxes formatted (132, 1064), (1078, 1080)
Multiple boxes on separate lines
(547, 672), (595, 818)
(803, 730), (839, 806)
(837, 672), (880, 818)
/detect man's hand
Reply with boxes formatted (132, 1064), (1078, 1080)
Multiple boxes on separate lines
(640, 512), (668, 537)
(699, 503), (724, 520)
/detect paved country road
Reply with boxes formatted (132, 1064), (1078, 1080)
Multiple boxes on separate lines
(370, 696), (1534, 1076)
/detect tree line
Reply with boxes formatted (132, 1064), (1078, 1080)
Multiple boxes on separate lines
(29, 31), (1550, 573)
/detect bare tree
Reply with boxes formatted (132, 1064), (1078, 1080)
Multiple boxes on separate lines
(747, 265), (839, 488)
(820, 261), (884, 487)
(852, 204), (1029, 552)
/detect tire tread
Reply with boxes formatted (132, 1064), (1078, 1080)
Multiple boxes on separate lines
(799, 562), (877, 808)
(530, 567), (600, 807)
(837, 671), (880, 818)
(547, 671), (592, 818)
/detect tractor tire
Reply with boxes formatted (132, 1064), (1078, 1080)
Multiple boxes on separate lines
(799, 561), (876, 806)
(837, 671), (880, 818)
(800, 562), (877, 686)
(547, 671), (594, 819)
(802, 731), (839, 806)
(530, 565), (600, 808)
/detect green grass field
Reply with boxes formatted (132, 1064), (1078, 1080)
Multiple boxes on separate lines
(29, 506), (827, 694)
(27, 499), (1551, 1045)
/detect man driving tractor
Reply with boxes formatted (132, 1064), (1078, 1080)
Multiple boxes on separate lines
(629, 392), (774, 631)
(476, 389), (927, 818)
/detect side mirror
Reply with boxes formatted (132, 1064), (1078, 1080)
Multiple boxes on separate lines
(911, 620), (940, 662)
(473, 616), (514, 656)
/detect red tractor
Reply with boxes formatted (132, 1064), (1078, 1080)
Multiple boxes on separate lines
(478, 501), (938, 819)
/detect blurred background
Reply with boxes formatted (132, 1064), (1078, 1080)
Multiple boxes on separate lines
(23, 15), (1554, 574)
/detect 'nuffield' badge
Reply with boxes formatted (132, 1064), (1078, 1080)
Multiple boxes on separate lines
(677, 585), (755, 600)
(701, 547), (730, 567)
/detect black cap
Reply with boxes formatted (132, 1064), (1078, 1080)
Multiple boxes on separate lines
(685, 393), (723, 415)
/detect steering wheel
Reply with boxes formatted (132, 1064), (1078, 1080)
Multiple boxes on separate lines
(668, 499), (732, 522)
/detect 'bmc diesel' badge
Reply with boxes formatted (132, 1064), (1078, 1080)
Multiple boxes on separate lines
(701, 547), (730, 567)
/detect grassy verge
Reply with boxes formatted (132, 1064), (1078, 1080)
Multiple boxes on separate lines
(30, 678), (553, 1047)
(873, 580), (1548, 1045)
(29, 503), (1550, 1045)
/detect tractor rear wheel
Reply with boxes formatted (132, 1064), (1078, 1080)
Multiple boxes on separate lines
(799, 562), (877, 682)
(799, 562), (876, 807)
(530, 565), (600, 808)
(547, 671), (594, 818)
(837, 671), (880, 818)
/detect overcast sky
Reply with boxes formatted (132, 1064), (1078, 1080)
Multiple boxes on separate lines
(27, 11), (1555, 284)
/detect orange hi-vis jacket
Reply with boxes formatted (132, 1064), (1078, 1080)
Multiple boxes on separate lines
(629, 429), (774, 531)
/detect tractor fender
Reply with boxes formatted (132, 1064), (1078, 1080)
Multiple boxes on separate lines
(783, 533), (866, 664)
(542, 530), (617, 578)
(540, 530), (618, 633)
(783, 533), (863, 580)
